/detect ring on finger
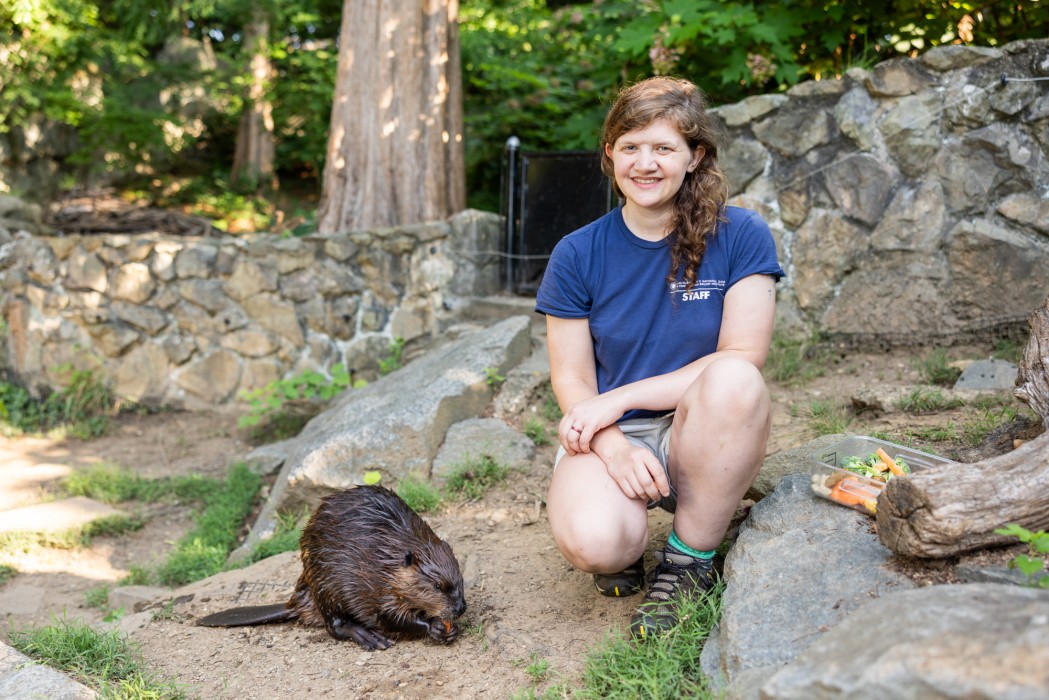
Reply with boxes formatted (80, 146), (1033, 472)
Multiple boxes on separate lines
(570, 426), (582, 433)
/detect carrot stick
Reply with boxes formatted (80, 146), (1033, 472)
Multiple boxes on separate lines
(876, 447), (905, 476)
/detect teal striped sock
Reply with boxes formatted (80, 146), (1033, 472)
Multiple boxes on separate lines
(668, 530), (715, 559)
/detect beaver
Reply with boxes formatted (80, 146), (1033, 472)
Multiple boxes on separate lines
(197, 484), (466, 651)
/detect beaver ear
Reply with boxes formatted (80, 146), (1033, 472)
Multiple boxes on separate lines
(403, 551), (414, 567)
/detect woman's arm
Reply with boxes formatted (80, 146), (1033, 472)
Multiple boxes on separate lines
(546, 315), (671, 501)
(561, 273), (777, 439)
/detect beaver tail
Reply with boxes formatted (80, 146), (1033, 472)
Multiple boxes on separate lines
(196, 603), (296, 627)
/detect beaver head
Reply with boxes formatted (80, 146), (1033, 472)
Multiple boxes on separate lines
(385, 538), (466, 643)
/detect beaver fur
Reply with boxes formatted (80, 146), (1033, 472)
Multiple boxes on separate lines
(197, 485), (466, 651)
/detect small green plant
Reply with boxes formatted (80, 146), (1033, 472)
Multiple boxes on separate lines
(444, 454), (510, 502)
(960, 405), (1020, 447)
(524, 415), (552, 446)
(79, 514), (145, 545)
(85, 586), (111, 610)
(9, 615), (186, 698)
(239, 507), (308, 566)
(764, 333), (827, 385)
(896, 388), (964, 414)
(0, 366), (117, 438)
(484, 366), (506, 388)
(396, 475), (444, 513)
(914, 348), (961, 386)
(991, 338), (1024, 363)
(524, 653), (551, 683)
(120, 566), (154, 587)
(0, 563), (16, 585)
(238, 363), (361, 429)
(539, 382), (563, 422)
(806, 399), (852, 436)
(151, 599), (185, 623)
(994, 524), (1049, 588)
(378, 337), (406, 375)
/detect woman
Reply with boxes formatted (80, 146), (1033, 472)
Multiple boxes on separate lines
(534, 76), (784, 639)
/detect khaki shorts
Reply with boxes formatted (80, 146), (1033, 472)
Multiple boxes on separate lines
(554, 413), (678, 513)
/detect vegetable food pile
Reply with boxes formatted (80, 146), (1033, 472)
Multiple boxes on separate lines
(811, 448), (912, 515)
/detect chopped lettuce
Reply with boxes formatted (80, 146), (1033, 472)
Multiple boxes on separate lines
(840, 452), (911, 482)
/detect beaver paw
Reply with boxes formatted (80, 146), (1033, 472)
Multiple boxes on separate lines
(427, 618), (459, 644)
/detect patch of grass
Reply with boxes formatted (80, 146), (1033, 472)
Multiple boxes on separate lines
(571, 582), (724, 699)
(524, 415), (552, 446)
(120, 566), (154, 587)
(396, 474), (444, 513)
(80, 514), (146, 544)
(896, 388), (964, 414)
(85, 585), (111, 610)
(806, 399), (852, 436)
(540, 383), (563, 422)
(63, 462), (220, 505)
(155, 463), (262, 587)
(239, 507), (307, 566)
(991, 338), (1024, 363)
(9, 615), (187, 699)
(444, 454), (510, 502)
(764, 333), (827, 385)
(914, 348), (961, 386)
(0, 366), (118, 438)
(960, 405), (1021, 447)
(0, 563), (18, 585)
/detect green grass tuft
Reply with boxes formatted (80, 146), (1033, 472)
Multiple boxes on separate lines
(444, 454), (510, 502)
(396, 475), (444, 513)
(9, 615), (187, 698)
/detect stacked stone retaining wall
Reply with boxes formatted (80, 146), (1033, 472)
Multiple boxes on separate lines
(1, 39), (1048, 407)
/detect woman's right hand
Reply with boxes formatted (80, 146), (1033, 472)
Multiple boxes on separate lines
(603, 443), (670, 504)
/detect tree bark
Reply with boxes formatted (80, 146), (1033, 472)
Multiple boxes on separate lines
(1016, 294), (1049, 429)
(878, 294), (1049, 558)
(230, 11), (277, 192)
(316, 0), (466, 234)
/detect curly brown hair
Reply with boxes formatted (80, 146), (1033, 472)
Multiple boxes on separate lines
(600, 77), (728, 292)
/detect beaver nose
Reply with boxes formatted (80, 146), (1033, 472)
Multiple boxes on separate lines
(456, 597), (467, 617)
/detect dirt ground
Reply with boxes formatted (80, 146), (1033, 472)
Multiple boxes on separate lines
(0, 342), (1041, 699)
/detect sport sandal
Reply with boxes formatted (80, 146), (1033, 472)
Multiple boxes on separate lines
(630, 545), (715, 639)
(593, 555), (645, 597)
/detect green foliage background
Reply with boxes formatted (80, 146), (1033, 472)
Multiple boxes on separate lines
(2, 0), (1045, 212)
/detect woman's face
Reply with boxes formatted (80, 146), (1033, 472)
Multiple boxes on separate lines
(605, 118), (704, 223)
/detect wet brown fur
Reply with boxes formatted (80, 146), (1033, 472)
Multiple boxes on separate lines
(197, 485), (466, 650)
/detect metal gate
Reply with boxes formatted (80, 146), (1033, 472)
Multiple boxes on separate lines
(501, 137), (616, 294)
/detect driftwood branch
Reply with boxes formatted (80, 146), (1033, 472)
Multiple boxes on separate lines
(878, 294), (1049, 558)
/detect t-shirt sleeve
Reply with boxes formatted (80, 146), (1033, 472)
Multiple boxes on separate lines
(726, 210), (785, 288)
(534, 236), (591, 318)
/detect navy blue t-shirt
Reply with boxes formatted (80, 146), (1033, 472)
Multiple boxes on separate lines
(535, 205), (785, 421)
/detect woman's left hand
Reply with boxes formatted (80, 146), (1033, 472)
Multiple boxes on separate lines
(558, 394), (623, 455)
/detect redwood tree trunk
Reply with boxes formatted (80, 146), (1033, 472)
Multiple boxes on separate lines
(316, 0), (466, 234)
(230, 12), (276, 192)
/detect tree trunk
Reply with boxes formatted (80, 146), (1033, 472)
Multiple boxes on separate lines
(878, 294), (1049, 558)
(316, 0), (466, 234)
(230, 12), (277, 192)
(1016, 294), (1049, 429)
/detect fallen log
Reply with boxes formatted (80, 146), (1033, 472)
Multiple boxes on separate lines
(878, 295), (1049, 558)
(876, 431), (1049, 557)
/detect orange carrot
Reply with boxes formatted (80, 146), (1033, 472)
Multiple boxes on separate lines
(829, 477), (879, 515)
(876, 447), (906, 476)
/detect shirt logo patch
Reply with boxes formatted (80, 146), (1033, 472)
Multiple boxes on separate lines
(668, 280), (724, 302)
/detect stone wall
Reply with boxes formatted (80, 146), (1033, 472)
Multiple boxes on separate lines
(0, 209), (504, 408)
(2, 39), (1048, 407)
(717, 39), (1049, 345)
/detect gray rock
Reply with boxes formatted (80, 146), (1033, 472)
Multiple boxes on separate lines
(431, 417), (536, 483)
(953, 358), (1018, 390)
(702, 471), (916, 698)
(760, 584), (1049, 700)
(249, 315), (532, 514)
(0, 642), (97, 699)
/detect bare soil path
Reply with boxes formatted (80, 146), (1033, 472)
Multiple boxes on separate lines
(0, 344), (1039, 698)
